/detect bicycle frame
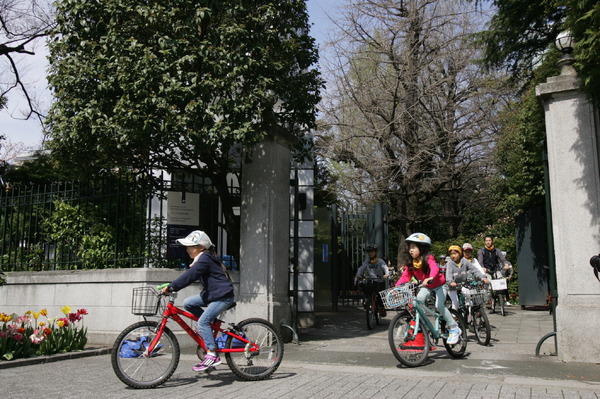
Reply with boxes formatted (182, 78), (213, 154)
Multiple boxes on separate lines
(457, 283), (481, 318)
(457, 290), (472, 321)
(144, 296), (257, 357)
(406, 295), (446, 341)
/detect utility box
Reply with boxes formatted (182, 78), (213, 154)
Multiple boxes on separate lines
(515, 207), (550, 308)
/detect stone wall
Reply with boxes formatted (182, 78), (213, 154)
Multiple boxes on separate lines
(0, 268), (240, 347)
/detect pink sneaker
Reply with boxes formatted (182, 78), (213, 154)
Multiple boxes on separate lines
(192, 354), (221, 371)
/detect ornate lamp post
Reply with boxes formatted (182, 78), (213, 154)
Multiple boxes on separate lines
(554, 30), (576, 75)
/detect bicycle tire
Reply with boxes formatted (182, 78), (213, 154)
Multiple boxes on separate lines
(388, 310), (430, 367)
(225, 318), (284, 381)
(366, 302), (375, 330)
(111, 321), (180, 389)
(442, 309), (467, 358)
(472, 307), (491, 346)
(374, 295), (381, 326)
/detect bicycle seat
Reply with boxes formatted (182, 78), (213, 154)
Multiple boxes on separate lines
(227, 302), (237, 311)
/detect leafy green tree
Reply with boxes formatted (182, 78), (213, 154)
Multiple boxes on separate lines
(492, 51), (560, 216)
(46, 0), (321, 257)
(476, 0), (600, 101)
(566, 0), (600, 101)
(3, 151), (80, 184)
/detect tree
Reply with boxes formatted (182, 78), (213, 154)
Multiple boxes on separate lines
(492, 52), (560, 216)
(316, 0), (511, 263)
(46, 0), (322, 257)
(476, 0), (600, 101)
(0, 0), (54, 120)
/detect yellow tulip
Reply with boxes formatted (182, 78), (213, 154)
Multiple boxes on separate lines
(60, 305), (71, 315)
(40, 308), (48, 316)
(57, 320), (65, 328)
(33, 312), (40, 320)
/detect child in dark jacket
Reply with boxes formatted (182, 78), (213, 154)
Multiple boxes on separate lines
(162, 230), (234, 372)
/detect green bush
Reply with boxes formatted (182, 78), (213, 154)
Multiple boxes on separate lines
(42, 201), (115, 269)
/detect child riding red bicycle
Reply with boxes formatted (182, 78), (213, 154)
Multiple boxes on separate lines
(161, 230), (234, 372)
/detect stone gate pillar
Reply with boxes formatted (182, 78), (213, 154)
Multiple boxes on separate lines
(236, 128), (294, 327)
(536, 53), (600, 362)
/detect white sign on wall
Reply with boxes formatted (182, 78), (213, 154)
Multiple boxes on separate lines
(167, 191), (200, 225)
(167, 192), (200, 259)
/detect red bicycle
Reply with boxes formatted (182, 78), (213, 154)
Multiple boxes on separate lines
(111, 285), (284, 389)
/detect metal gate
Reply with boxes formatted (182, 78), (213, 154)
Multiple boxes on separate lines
(331, 204), (388, 309)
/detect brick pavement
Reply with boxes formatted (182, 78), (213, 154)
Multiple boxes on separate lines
(1, 305), (599, 398)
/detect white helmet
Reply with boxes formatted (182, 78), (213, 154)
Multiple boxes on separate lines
(405, 233), (432, 246)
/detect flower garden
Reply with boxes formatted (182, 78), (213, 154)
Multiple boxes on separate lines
(0, 306), (88, 361)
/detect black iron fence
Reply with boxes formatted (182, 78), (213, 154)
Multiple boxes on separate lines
(0, 178), (148, 271)
(0, 173), (239, 272)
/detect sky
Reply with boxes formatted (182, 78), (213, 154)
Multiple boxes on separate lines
(0, 0), (344, 150)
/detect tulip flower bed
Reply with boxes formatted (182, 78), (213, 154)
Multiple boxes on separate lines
(0, 306), (88, 361)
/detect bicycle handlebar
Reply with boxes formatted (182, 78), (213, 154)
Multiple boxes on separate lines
(156, 282), (170, 291)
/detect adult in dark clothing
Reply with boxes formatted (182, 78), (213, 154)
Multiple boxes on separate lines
(477, 235), (510, 277)
(161, 230), (234, 372)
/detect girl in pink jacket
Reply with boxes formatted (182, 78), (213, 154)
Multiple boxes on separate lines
(395, 233), (462, 345)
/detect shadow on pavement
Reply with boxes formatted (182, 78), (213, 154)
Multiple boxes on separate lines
(297, 305), (388, 342)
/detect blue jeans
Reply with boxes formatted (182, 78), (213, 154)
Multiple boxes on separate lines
(183, 294), (235, 351)
(416, 284), (458, 330)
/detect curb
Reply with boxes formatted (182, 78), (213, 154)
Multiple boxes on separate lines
(0, 347), (112, 369)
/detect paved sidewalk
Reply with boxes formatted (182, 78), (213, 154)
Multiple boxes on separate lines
(1, 305), (599, 398)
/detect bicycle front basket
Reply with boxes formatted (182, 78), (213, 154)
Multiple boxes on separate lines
(131, 287), (162, 316)
(490, 278), (507, 291)
(379, 286), (414, 309)
(465, 290), (487, 306)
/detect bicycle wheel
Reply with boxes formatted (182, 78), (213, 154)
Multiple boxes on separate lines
(366, 301), (375, 330)
(111, 321), (180, 389)
(472, 307), (491, 346)
(225, 318), (284, 381)
(374, 296), (381, 326)
(442, 309), (467, 358)
(388, 310), (430, 367)
(366, 295), (379, 329)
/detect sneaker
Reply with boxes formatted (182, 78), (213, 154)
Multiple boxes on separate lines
(192, 354), (221, 371)
(447, 327), (462, 345)
(505, 301), (512, 306)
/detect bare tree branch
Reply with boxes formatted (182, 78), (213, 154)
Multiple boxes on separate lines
(316, 0), (514, 253)
(0, 0), (54, 123)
